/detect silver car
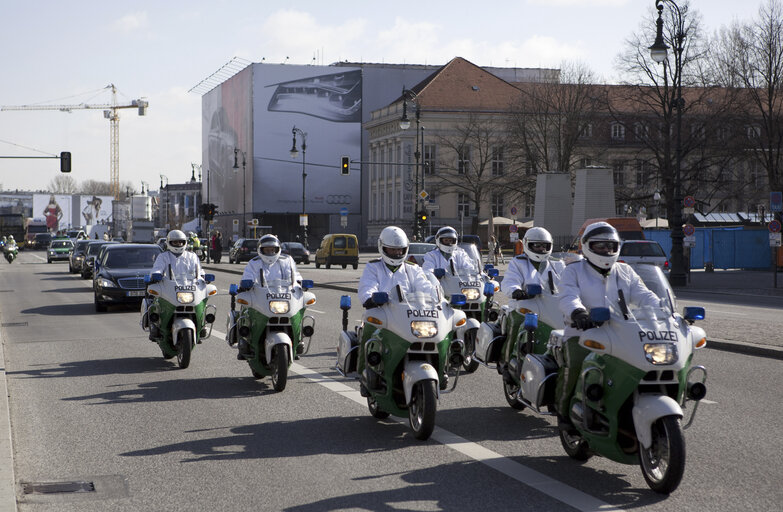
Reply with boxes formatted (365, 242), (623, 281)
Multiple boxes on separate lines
(618, 240), (669, 271)
(406, 242), (436, 265)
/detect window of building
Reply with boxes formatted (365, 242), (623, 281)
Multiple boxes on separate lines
(387, 191), (392, 219)
(635, 160), (648, 187)
(690, 123), (706, 141)
(386, 147), (393, 181)
(491, 147), (504, 176)
(458, 146), (470, 174)
(611, 123), (626, 141)
(579, 123), (593, 138)
(524, 192), (535, 217)
(457, 193), (470, 218)
(371, 148), (377, 182)
(634, 122), (649, 141)
(396, 145), (401, 178)
(525, 160), (536, 176)
(579, 157), (592, 168)
(423, 144), (436, 175)
(491, 192), (504, 217)
(613, 160), (625, 186)
(747, 125), (761, 139)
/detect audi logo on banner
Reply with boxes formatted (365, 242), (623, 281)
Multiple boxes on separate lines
(326, 195), (352, 204)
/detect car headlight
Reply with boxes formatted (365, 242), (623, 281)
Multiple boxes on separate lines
(176, 292), (195, 304)
(269, 300), (290, 314)
(461, 288), (480, 300)
(644, 343), (678, 365)
(75, 256), (84, 261)
(48, 250), (55, 255)
(411, 321), (438, 338)
(99, 278), (117, 288)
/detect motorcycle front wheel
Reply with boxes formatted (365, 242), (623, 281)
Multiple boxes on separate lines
(639, 415), (686, 494)
(409, 380), (437, 441)
(177, 330), (193, 369)
(367, 396), (390, 419)
(559, 427), (591, 461)
(502, 369), (525, 410)
(462, 329), (480, 373)
(271, 345), (288, 392)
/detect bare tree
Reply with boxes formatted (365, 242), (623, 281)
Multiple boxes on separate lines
(711, 0), (783, 196)
(431, 113), (519, 234)
(48, 175), (78, 194)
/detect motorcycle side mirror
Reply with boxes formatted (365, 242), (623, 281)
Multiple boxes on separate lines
(590, 307), (611, 323)
(450, 293), (467, 306)
(340, 295), (352, 310)
(240, 279), (254, 290)
(526, 283), (542, 297)
(229, 284), (239, 296)
(683, 306), (705, 321)
(483, 264), (495, 272)
(371, 292), (389, 305)
(204, 273), (215, 283)
(301, 279), (314, 290)
(483, 282), (495, 296)
(433, 268), (446, 279)
(487, 268), (499, 278)
(524, 312), (538, 331)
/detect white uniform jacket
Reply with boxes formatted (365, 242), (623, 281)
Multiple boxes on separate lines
(558, 260), (660, 335)
(501, 255), (566, 299)
(151, 251), (204, 280)
(358, 260), (437, 304)
(241, 255), (302, 287)
(421, 247), (480, 275)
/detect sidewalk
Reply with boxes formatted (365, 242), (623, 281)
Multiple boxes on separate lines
(677, 268), (783, 297)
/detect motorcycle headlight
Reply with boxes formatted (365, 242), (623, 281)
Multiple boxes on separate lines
(269, 300), (290, 314)
(461, 288), (481, 300)
(99, 278), (117, 288)
(176, 292), (195, 304)
(644, 343), (678, 365)
(411, 321), (437, 338)
(75, 256), (84, 261)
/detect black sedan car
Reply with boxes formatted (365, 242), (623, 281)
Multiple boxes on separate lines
(228, 238), (259, 264)
(93, 243), (162, 312)
(281, 242), (310, 264)
(68, 239), (91, 274)
(81, 241), (118, 279)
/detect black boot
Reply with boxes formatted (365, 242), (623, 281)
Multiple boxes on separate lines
(237, 340), (250, 360)
(440, 373), (449, 391)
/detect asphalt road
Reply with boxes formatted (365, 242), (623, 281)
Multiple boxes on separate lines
(1, 252), (782, 511)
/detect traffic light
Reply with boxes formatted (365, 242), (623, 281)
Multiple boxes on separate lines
(419, 211), (428, 223)
(60, 151), (71, 173)
(341, 156), (350, 175)
(209, 203), (218, 218)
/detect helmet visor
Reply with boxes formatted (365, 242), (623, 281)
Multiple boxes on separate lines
(382, 246), (406, 259)
(588, 240), (619, 256)
(438, 237), (456, 246)
(168, 239), (186, 248)
(261, 246), (280, 256)
(528, 241), (551, 254)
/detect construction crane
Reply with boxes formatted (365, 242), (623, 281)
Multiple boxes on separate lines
(1, 84), (148, 199)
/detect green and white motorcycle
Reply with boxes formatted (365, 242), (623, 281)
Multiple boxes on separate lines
(226, 277), (316, 391)
(142, 270), (218, 369)
(336, 284), (468, 440)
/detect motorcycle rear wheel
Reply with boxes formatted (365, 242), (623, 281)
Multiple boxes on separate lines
(177, 330), (192, 369)
(639, 415), (686, 494)
(409, 380), (437, 440)
(367, 396), (390, 419)
(271, 345), (288, 392)
(462, 329), (480, 373)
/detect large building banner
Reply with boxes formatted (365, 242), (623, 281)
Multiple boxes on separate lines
(79, 195), (113, 225)
(32, 194), (72, 232)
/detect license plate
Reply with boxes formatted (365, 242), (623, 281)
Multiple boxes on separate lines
(127, 290), (146, 297)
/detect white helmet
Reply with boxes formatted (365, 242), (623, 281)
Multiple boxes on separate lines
(377, 226), (409, 267)
(257, 234), (281, 266)
(581, 222), (620, 270)
(522, 227), (553, 263)
(166, 230), (188, 255)
(435, 226), (459, 254)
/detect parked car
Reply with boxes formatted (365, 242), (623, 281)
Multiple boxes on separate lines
(406, 242), (436, 265)
(281, 241), (310, 264)
(618, 240), (669, 271)
(425, 234), (482, 251)
(93, 243), (162, 312)
(314, 233), (359, 269)
(228, 238), (259, 264)
(46, 239), (74, 263)
(81, 241), (118, 279)
(68, 239), (91, 274)
(32, 233), (52, 250)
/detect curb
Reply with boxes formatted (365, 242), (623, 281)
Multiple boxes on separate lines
(0, 331), (19, 512)
(204, 264), (782, 361)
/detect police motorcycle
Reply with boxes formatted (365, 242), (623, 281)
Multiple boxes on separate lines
(187, 238), (206, 262)
(225, 276), (316, 391)
(141, 269), (218, 369)
(3, 243), (17, 263)
(433, 263), (500, 373)
(335, 279), (468, 441)
(514, 283), (708, 494)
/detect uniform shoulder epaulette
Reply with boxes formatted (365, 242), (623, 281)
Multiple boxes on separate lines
(404, 260), (416, 265)
(279, 253), (291, 260)
(565, 258), (582, 265)
(514, 254), (527, 260)
(369, 258), (381, 263)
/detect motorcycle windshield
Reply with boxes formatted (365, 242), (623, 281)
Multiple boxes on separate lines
(403, 291), (439, 310)
(171, 270), (198, 287)
(265, 279), (293, 294)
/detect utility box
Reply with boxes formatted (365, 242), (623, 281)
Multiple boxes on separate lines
(534, 173), (572, 246)
(571, 167), (616, 236)
(131, 195), (152, 221)
(129, 220), (155, 243)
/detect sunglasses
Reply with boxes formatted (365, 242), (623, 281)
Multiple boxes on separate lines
(589, 241), (618, 253)
(529, 242), (551, 250)
(169, 240), (186, 247)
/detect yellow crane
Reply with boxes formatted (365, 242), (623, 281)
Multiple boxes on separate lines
(1, 84), (148, 199)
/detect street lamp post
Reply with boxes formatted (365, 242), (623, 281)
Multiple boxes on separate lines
(650, 0), (687, 286)
(400, 87), (423, 241)
(159, 174), (169, 230)
(232, 148), (247, 238)
(290, 126), (308, 248)
(654, 190), (662, 228)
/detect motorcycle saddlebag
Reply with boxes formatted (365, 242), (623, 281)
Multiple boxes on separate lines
(476, 321), (503, 363)
(337, 331), (359, 376)
(520, 353), (559, 409)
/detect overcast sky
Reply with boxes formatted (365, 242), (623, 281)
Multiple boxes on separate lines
(0, 0), (758, 193)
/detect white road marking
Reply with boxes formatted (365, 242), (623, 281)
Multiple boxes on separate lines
(704, 309), (747, 316)
(211, 327), (616, 511)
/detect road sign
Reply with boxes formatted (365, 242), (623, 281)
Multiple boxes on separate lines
(769, 220), (782, 233)
(683, 196), (696, 208)
(684, 235), (696, 247)
(426, 203), (439, 211)
(509, 225), (518, 233)
(419, 190), (429, 200)
(510, 232), (519, 242)
(339, 207), (348, 216)
(510, 206), (518, 216)
(299, 214), (308, 226)
(770, 232), (782, 247)
(252, 218), (258, 225)
(683, 224), (695, 236)
(340, 216), (348, 227)
(232, 219), (239, 226)
(771, 191), (782, 212)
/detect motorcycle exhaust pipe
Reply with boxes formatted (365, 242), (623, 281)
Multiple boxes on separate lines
(687, 381), (707, 401)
